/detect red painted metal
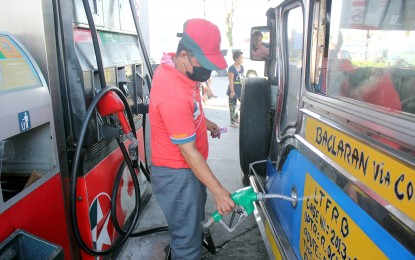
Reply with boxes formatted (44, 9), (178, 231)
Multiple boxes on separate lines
(77, 128), (144, 259)
(0, 174), (72, 259)
(1, 128), (145, 260)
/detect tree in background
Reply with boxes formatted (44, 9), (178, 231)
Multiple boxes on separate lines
(225, 0), (239, 47)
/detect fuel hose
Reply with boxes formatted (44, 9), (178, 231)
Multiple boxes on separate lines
(70, 86), (141, 256)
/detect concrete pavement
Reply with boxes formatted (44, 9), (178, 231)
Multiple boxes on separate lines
(116, 76), (268, 259)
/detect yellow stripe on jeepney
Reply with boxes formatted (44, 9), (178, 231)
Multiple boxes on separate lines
(264, 222), (283, 260)
(305, 117), (415, 222)
(300, 174), (387, 260)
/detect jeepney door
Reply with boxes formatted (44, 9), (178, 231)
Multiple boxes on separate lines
(258, 1), (305, 259)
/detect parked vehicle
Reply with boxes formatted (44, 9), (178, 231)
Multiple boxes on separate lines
(239, 0), (415, 259)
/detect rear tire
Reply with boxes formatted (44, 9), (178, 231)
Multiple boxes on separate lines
(246, 70), (258, 78)
(239, 77), (271, 184)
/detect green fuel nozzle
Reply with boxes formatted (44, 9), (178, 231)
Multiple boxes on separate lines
(202, 186), (296, 232)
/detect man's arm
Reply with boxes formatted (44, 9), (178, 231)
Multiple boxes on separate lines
(178, 141), (235, 216)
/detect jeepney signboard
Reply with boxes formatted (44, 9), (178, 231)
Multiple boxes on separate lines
(305, 117), (415, 223)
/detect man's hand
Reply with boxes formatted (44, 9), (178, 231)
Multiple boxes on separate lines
(178, 141), (235, 216)
(206, 118), (221, 139)
(211, 186), (235, 216)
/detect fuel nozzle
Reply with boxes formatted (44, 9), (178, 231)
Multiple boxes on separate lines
(203, 186), (298, 233)
(202, 186), (257, 232)
(97, 91), (138, 161)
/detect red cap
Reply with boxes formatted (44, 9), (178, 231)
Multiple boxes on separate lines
(181, 19), (227, 70)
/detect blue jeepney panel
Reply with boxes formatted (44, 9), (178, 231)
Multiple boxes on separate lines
(266, 147), (413, 259)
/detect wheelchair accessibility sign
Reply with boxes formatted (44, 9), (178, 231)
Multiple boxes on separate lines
(18, 111), (31, 132)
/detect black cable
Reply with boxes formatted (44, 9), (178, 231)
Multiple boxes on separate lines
(139, 160), (151, 183)
(142, 75), (152, 176)
(81, 0), (106, 88)
(129, 1), (153, 179)
(128, 0), (153, 79)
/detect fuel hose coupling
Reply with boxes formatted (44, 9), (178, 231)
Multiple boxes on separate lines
(126, 132), (138, 161)
(256, 192), (297, 203)
(202, 217), (215, 230)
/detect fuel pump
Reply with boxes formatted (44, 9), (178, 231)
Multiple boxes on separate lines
(0, 0), (158, 258)
(69, 0), (169, 256)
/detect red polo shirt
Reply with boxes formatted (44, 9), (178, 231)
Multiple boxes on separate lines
(149, 54), (208, 168)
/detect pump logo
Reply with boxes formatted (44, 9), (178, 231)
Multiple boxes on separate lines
(18, 111), (31, 132)
(89, 193), (114, 250)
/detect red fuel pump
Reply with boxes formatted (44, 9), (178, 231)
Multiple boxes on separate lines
(0, 0), (156, 258)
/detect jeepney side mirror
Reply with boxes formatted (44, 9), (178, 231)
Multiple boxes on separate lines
(250, 26), (271, 61)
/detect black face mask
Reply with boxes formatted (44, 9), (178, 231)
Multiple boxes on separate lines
(185, 55), (212, 82)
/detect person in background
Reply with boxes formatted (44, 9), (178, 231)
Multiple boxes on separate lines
(327, 33), (401, 149)
(340, 67), (402, 111)
(327, 33), (401, 111)
(201, 78), (217, 103)
(205, 78), (217, 98)
(149, 18), (235, 260)
(227, 50), (244, 128)
(251, 31), (269, 60)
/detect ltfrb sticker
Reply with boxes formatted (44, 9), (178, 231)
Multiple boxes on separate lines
(18, 111), (31, 132)
(300, 174), (387, 260)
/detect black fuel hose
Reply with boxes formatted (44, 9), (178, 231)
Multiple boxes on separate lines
(111, 139), (168, 237)
(69, 86), (168, 256)
(81, 0), (106, 88)
(128, 0), (153, 79)
(70, 87), (141, 256)
(70, 87), (168, 256)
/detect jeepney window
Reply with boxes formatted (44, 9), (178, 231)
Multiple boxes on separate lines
(280, 6), (304, 132)
(324, 0), (415, 116)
